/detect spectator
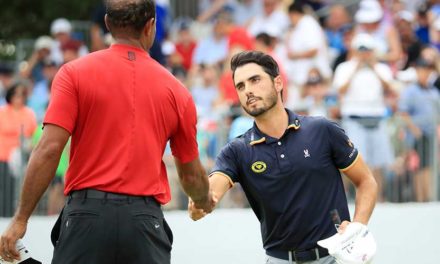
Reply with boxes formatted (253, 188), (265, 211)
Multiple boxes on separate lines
(254, 32), (288, 101)
(27, 60), (58, 122)
(285, 1), (331, 109)
(190, 63), (220, 120)
(324, 4), (351, 60)
(89, 1), (109, 52)
(415, 4), (431, 44)
(20, 36), (53, 83)
(395, 10), (423, 70)
(171, 20), (197, 73)
(301, 68), (338, 119)
(247, 0), (289, 37)
(192, 14), (229, 67)
(332, 23), (356, 71)
(355, 0), (402, 65)
(0, 81), (37, 217)
(60, 39), (82, 63)
(333, 33), (396, 202)
(0, 63), (14, 106)
(50, 18), (88, 66)
(431, 17), (440, 51)
(398, 58), (440, 202)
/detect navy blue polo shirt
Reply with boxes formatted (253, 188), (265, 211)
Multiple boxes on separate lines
(211, 110), (358, 256)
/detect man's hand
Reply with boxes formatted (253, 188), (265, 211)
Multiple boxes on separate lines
(188, 192), (218, 221)
(0, 218), (27, 262)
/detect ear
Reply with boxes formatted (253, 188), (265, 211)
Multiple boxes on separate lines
(144, 18), (156, 36)
(104, 14), (111, 32)
(274, 75), (283, 93)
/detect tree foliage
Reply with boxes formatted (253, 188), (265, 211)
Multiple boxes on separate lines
(0, 0), (102, 40)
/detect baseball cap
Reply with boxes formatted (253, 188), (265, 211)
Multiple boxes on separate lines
(317, 222), (377, 264)
(351, 33), (376, 51)
(34, 36), (53, 51)
(397, 10), (414, 23)
(355, 0), (383, 24)
(50, 18), (72, 35)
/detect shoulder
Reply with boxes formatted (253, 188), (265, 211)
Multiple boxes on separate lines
(299, 115), (332, 129)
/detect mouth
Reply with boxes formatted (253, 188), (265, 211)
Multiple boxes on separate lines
(247, 97), (260, 105)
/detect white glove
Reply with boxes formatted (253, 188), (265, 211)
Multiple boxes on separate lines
(317, 222), (376, 264)
(0, 239), (33, 264)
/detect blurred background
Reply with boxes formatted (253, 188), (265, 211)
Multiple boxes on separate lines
(0, 0), (439, 219)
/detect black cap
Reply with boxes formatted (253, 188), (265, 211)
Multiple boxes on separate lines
(414, 58), (435, 69)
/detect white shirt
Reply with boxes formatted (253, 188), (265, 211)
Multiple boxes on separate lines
(333, 60), (393, 117)
(285, 15), (331, 85)
(247, 8), (289, 37)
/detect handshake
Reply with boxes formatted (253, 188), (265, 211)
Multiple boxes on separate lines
(188, 191), (218, 221)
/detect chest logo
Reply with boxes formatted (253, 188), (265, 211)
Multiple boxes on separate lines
(304, 149), (311, 158)
(251, 161), (267, 173)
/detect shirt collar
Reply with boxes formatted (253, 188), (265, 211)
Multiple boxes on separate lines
(249, 109), (301, 146)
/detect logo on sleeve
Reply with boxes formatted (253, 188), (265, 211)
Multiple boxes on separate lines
(347, 139), (354, 148)
(251, 161), (267, 173)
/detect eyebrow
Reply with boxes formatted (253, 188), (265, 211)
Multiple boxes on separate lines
(235, 74), (261, 88)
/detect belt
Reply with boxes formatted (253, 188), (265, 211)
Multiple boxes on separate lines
(69, 189), (157, 203)
(267, 247), (329, 262)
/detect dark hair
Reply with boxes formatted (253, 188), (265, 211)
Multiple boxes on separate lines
(5, 82), (27, 104)
(105, 0), (156, 37)
(231, 51), (280, 81)
(255, 32), (273, 47)
(288, 0), (306, 14)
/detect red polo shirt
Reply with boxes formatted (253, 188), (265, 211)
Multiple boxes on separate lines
(44, 44), (199, 204)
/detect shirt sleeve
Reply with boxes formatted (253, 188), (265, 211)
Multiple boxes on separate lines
(332, 63), (349, 91)
(210, 142), (240, 183)
(43, 64), (78, 134)
(170, 97), (199, 163)
(326, 120), (359, 170)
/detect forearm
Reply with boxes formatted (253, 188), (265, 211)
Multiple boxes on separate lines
(176, 158), (210, 202)
(288, 49), (318, 60)
(14, 145), (61, 222)
(180, 171), (210, 202)
(353, 177), (377, 225)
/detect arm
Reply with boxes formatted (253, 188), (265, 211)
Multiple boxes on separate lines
(174, 157), (213, 212)
(342, 154), (377, 225)
(188, 173), (233, 221)
(378, 26), (402, 63)
(0, 124), (69, 262)
(288, 48), (318, 60)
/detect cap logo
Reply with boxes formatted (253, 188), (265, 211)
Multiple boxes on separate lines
(251, 161), (267, 173)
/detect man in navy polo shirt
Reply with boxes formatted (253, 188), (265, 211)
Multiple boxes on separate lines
(189, 51), (377, 264)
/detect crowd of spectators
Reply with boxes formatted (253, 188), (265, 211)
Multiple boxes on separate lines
(1, 0), (440, 215)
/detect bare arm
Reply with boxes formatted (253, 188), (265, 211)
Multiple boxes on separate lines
(188, 173), (233, 220)
(0, 124), (69, 261)
(288, 48), (318, 60)
(174, 157), (213, 212)
(342, 154), (377, 225)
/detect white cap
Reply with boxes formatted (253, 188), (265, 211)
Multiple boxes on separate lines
(351, 33), (376, 51)
(50, 18), (72, 35)
(34, 36), (53, 51)
(397, 10), (414, 23)
(318, 222), (376, 264)
(355, 0), (383, 24)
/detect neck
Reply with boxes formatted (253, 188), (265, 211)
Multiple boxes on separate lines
(254, 103), (288, 139)
(113, 37), (148, 51)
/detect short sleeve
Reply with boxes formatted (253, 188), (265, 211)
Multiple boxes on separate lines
(398, 88), (412, 113)
(210, 142), (240, 183)
(170, 97), (199, 163)
(326, 121), (359, 170)
(43, 64), (78, 134)
(332, 63), (350, 91)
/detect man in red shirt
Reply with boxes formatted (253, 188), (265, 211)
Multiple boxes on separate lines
(0, 0), (214, 263)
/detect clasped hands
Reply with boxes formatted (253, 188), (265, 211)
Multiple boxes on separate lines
(188, 191), (218, 221)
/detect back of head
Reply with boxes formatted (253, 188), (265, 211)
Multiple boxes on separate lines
(105, 0), (156, 38)
(288, 0), (306, 14)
